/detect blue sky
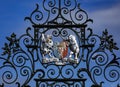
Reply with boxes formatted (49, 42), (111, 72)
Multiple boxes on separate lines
(0, 0), (119, 55)
(0, 0), (120, 87)
(0, 0), (120, 49)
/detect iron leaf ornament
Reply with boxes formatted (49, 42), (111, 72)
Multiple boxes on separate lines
(100, 29), (119, 52)
(2, 33), (20, 57)
(0, 0), (120, 87)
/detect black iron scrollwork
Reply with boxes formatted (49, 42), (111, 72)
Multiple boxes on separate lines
(0, 0), (120, 87)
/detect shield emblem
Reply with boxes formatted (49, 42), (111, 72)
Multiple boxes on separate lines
(53, 41), (68, 59)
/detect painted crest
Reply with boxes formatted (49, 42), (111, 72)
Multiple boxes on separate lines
(41, 34), (79, 65)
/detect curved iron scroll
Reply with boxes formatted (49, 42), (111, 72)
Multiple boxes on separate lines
(0, 0), (120, 87)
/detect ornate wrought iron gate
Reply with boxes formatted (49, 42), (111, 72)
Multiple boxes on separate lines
(0, 0), (120, 87)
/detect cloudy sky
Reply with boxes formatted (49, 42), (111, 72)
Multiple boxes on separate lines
(0, 0), (120, 50)
(0, 0), (120, 87)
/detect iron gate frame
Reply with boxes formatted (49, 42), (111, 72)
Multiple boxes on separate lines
(0, 0), (120, 87)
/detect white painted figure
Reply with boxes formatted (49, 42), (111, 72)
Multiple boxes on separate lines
(41, 34), (53, 58)
(67, 35), (79, 63)
(41, 34), (59, 63)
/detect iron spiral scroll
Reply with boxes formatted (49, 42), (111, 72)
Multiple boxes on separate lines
(0, 0), (120, 87)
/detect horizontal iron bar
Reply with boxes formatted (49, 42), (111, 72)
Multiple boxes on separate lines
(80, 44), (94, 48)
(33, 24), (87, 28)
(26, 44), (94, 48)
(34, 78), (87, 82)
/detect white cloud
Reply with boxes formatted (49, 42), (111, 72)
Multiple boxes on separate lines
(89, 3), (120, 29)
(87, 3), (120, 47)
